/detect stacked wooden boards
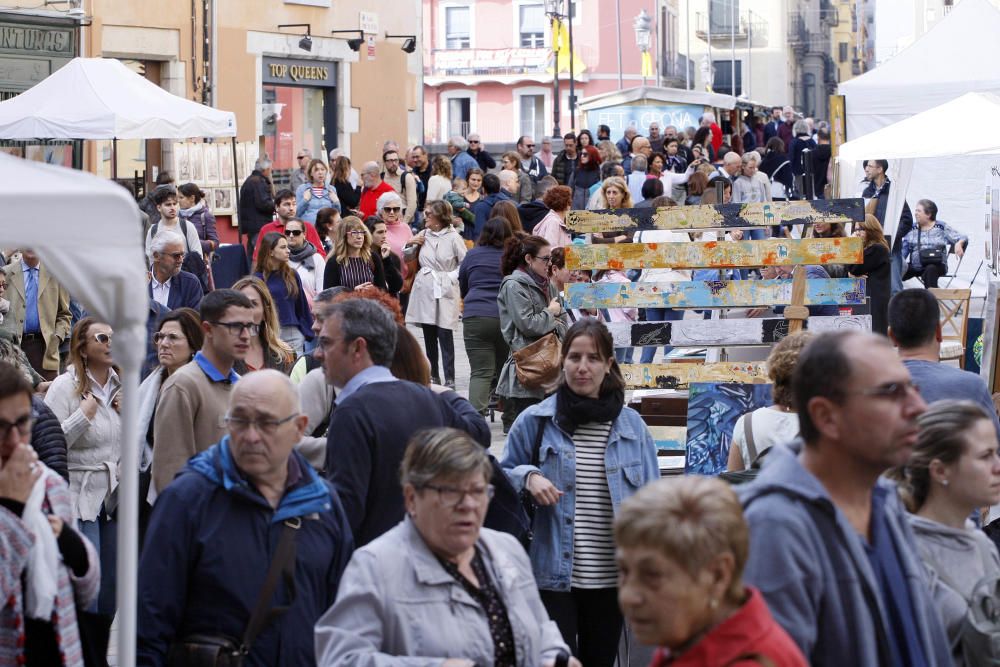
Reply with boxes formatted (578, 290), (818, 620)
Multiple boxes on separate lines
(565, 199), (870, 390)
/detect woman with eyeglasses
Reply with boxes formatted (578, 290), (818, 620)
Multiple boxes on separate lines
(323, 215), (390, 292)
(404, 200), (467, 388)
(296, 159), (341, 223)
(232, 276), (295, 374)
(316, 428), (574, 667)
(284, 218), (326, 305)
(44, 316), (123, 654)
(253, 231), (314, 356)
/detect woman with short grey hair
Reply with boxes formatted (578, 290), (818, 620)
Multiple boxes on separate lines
(789, 119), (817, 183)
(376, 189), (412, 273)
(315, 428), (576, 667)
(732, 150), (771, 205)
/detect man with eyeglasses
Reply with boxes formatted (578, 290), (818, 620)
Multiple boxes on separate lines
(138, 369), (353, 666)
(146, 229), (204, 311)
(251, 189), (327, 261)
(466, 132), (496, 172)
(516, 135), (548, 183)
(0, 360), (100, 666)
(380, 150), (418, 227)
(740, 331), (951, 666)
(290, 148), (311, 190)
(152, 289), (254, 493)
(315, 298), (489, 546)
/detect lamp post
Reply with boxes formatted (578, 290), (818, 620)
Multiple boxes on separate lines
(634, 9), (652, 87)
(544, 0), (565, 138)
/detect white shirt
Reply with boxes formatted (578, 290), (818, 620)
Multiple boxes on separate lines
(150, 274), (171, 307)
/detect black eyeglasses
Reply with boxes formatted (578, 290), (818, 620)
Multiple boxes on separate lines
(469, 140), (480, 144)
(285, 229), (304, 237)
(535, 255), (552, 263)
(93, 332), (112, 345)
(210, 321), (259, 336)
(0, 414), (33, 441)
(224, 412), (299, 435)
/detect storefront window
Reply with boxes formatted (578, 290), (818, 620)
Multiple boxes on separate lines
(263, 85), (327, 190)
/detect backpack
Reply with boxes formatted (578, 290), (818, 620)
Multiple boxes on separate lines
(151, 218), (210, 292)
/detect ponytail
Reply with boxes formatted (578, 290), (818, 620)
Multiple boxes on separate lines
(501, 234), (549, 276)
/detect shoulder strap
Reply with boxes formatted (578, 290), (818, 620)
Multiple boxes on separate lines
(241, 519), (300, 652)
(773, 160), (790, 176)
(178, 218), (194, 254)
(150, 221), (159, 238)
(743, 411), (758, 464)
(531, 416), (546, 468)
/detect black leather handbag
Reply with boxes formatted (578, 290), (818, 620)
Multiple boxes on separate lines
(167, 518), (300, 667)
(917, 227), (946, 266)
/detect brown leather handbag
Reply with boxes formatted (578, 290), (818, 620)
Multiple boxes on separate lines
(512, 331), (562, 390)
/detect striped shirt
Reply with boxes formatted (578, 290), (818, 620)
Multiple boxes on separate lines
(340, 256), (374, 289)
(571, 421), (617, 588)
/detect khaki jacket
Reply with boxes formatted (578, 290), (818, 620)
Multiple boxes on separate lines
(1, 261), (72, 371)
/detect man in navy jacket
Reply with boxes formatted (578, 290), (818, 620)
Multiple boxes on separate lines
(315, 298), (490, 546)
(138, 370), (353, 666)
(147, 228), (204, 311)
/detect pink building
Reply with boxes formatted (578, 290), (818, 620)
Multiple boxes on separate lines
(422, 0), (690, 144)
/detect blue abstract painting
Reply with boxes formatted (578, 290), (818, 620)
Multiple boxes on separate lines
(684, 382), (773, 476)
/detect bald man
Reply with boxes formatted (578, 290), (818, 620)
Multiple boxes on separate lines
(358, 161), (395, 218)
(139, 369), (354, 666)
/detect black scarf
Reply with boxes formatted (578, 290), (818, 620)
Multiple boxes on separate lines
(555, 382), (624, 436)
(289, 241), (318, 263)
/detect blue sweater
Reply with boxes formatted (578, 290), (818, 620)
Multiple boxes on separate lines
(458, 246), (504, 319)
(256, 271), (314, 340)
(904, 359), (1000, 437)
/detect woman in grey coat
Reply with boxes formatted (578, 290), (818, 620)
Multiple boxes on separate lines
(315, 428), (575, 667)
(895, 400), (1000, 666)
(496, 235), (568, 433)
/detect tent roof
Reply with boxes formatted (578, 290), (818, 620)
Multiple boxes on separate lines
(838, 92), (1000, 160)
(839, 0), (1000, 116)
(0, 57), (236, 140)
(578, 85), (738, 111)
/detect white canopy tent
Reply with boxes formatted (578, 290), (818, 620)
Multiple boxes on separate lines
(0, 153), (146, 661)
(836, 0), (1000, 296)
(0, 56), (238, 666)
(0, 57), (236, 139)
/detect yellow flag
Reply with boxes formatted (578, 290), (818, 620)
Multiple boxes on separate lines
(641, 51), (654, 78)
(546, 17), (586, 74)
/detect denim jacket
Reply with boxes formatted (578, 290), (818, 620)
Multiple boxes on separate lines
(295, 183), (340, 223)
(500, 394), (660, 591)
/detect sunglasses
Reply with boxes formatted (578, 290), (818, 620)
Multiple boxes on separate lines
(469, 140), (480, 144)
(93, 332), (112, 345)
(285, 229), (304, 237)
(382, 206), (401, 213)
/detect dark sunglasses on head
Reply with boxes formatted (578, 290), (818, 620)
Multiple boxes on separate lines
(93, 332), (112, 345)
(285, 229), (304, 237)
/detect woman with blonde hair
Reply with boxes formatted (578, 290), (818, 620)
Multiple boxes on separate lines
(425, 154), (453, 204)
(849, 214), (891, 334)
(323, 215), (390, 291)
(232, 276), (295, 374)
(591, 176), (633, 244)
(615, 477), (806, 666)
(404, 199), (468, 387)
(253, 231), (314, 355)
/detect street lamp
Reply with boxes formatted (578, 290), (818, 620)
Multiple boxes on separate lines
(633, 9), (652, 87)
(544, 0), (565, 138)
(544, 0), (578, 134)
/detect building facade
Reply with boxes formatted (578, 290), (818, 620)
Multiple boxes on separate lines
(830, 0), (874, 84)
(422, 0), (692, 144)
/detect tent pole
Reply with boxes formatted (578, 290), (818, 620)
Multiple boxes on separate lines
(111, 137), (118, 180)
(232, 136), (243, 248)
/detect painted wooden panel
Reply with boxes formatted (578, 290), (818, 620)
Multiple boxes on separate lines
(606, 315), (873, 347)
(649, 425), (687, 452)
(566, 237), (862, 270)
(566, 198), (865, 233)
(686, 382), (774, 475)
(621, 362), (769, 389)
(566, 278), (867, 309)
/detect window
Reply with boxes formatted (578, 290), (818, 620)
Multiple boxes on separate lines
(445, 5), (471, 49)
(519, 94), (546, 140)
(447, 97), (471, 139)
(712, 60), (742, 96)
(709, 0), (739, 32)
(838, 42), (849, 62)
(519, 3), (547, 48)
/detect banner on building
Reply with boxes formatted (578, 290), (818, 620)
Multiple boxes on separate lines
(586, 104), (705, 135)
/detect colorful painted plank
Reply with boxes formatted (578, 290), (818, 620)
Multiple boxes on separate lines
(566, 198), (865, 233)
(606, 315), (873, 348)
(621, 362), (769, 389)
(566, 237), (862, 270)
(649, 425), (688, 452)
(566, 278), (867, 309)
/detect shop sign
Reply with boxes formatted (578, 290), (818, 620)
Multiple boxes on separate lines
(359, 11), (379, 35)
(0, 22), (75, 57)
(263, 56), (336, 87)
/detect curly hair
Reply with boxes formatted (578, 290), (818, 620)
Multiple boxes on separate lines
(597, 176), (633, 209)
(767, 331), (813, 408)
(332, 284), (405, 325)
(542, 185), (572, 212)
(432, 154), (452, 179)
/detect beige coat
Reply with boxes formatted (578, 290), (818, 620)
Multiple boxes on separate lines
(0, 261), (72, 371)
(403, 227), (467, 329)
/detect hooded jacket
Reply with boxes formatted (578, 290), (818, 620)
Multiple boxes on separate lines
(739, 441), (951, 667)
(471, 191), (513, 239)
(137, 439), (354, 667)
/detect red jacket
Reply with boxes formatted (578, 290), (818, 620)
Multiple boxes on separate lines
(650, 587), (806, 667)
(252, 219), (327, 261)
(358, 181), (395, 219)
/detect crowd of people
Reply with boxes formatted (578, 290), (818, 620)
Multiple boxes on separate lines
(0, 108), (993, 667)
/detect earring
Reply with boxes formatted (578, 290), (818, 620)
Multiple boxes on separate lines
(941, 479), (950, 487)
(709, 599), (718, 610)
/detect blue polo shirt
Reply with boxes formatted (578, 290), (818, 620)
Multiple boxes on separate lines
(194, 351), (239, 384)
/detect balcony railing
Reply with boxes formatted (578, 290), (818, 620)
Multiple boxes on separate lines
(695, 12), (769, 45)
(425, 48), (550, 77)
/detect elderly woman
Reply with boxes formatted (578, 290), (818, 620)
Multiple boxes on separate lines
(376, 189), (413, 269)
(44, 316), (122, 651)
(405, 200), (468, 387)
(727, 332), (811, 472)
(901, 198), (968, 288)
(296, 159), (341, 223)
(615, 476), (807, 666)
(315, 428), (574, 667)
(894, 400), (1000, 666)
(732, 151), (771, 204)
(503, 318), (659, 667)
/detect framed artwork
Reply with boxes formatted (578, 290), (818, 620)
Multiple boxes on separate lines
(203, 143), (220, 187)
(212, 186), (236, 215)
(684, 382), (773, 476)
(188, 142), (204, 185)
(245, 141), (259, 176)
(219, 142), (234, 186)
(173, 142), (191, 183)
(235, 143), (247, 183)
